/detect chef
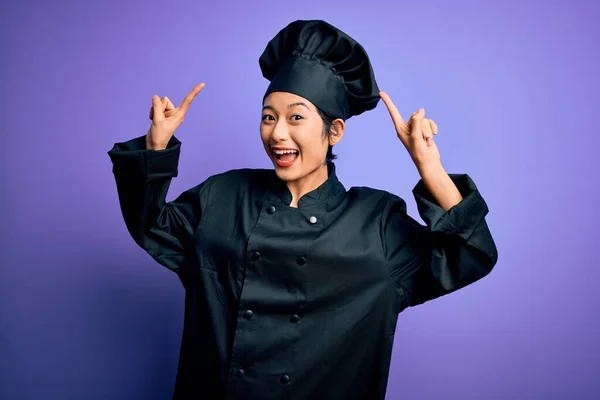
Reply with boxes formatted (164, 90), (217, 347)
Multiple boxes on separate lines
(108, 19), (498, 400)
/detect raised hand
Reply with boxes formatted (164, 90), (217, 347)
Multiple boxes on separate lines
(146, 83), (206, 150)
(379, 91), (440, 169)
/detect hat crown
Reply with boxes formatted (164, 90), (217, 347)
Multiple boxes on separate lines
(259, 20), (380, 120)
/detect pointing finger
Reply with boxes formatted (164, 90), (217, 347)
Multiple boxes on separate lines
(380, 91), (407, 134)
(178, 82), (206, 115)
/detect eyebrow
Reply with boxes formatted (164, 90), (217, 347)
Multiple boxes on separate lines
(262, 102), (311, 112)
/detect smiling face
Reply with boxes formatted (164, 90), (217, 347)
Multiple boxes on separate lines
(260, 91), (344, 186)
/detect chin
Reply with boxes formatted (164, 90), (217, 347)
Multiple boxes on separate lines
(273, 164), (301, 182)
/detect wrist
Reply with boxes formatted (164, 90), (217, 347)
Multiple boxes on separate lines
(416, 161), (445, 180)
(145, 134), (168, 151)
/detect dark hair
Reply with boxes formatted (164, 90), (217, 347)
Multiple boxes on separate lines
(315, 107), (338, 163)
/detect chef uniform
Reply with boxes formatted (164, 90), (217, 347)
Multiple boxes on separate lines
(108, 19), (498, 400)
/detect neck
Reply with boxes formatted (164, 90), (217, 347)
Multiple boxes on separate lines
(286, 163), (329, 207)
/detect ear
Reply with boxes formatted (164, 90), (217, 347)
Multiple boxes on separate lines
(328, 119), (345, 146)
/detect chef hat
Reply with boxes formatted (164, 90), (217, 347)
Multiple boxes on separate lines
(259, 20), (380, 121)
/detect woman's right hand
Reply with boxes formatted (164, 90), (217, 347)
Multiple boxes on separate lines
(146, 82), (206, 150)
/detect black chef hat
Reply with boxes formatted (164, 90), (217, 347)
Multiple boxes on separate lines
(259, 20), (380, 121)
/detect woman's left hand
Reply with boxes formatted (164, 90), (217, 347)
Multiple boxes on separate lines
(379, 91), (440, 170)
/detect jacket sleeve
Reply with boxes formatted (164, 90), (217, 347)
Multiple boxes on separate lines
(107, 135), (212, 275)
(380, 174), (498, 313)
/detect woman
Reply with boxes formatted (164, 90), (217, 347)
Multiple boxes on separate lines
(108, 20), (497, 400)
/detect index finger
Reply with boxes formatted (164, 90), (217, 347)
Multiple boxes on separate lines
(178, 82), (206, 114)
(379, 91), (406, 131)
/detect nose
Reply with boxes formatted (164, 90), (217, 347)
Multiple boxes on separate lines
(271, 119), (290, 142)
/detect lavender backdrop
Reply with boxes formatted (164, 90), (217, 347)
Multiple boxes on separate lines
(1, 0), (598, 398)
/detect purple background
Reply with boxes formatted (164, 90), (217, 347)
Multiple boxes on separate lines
(1, 0), (598, 398)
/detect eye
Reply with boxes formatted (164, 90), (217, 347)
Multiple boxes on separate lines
(291, 115), (304, 121)
(261, 114), (275, 122)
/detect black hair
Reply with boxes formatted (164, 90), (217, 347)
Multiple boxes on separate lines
(315, 107), (338, 163)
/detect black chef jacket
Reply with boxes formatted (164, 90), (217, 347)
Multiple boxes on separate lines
(107, 135), (498, 400)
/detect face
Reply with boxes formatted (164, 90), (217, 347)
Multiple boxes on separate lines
(260, 91), (343, 182)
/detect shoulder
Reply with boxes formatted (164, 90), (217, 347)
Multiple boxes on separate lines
(207, 167), (273, 187)
(347, 185), (408, 216)
(347, 185), (401, 203)
(186, 167), (272, 197)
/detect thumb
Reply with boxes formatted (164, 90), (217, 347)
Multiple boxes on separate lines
(410, 108), (425, 137)
(151, 94), (165, 121)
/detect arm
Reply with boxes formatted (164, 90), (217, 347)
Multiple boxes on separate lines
(380, 173), (498, 313)
(107, 135), (210, 275)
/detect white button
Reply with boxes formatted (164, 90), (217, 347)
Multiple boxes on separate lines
(309, 216), (317, 224)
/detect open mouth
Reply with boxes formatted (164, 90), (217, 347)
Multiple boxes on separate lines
(273, 149), (299, 164)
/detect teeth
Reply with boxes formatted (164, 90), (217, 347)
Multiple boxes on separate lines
(273, 149), (299, 155)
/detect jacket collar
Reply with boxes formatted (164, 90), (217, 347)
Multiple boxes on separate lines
(268, 162), (346, 209)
